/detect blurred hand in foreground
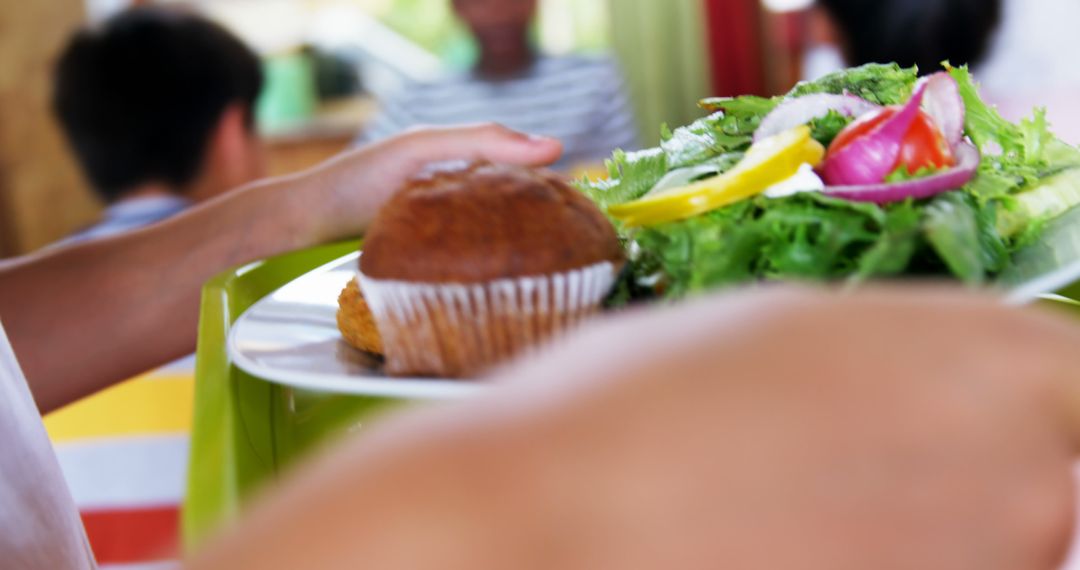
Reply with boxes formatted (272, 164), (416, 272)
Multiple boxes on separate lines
(192, 287), (1080, 570)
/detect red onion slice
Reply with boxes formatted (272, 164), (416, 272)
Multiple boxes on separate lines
(753, 94), (880, 143)
(820, 80), (930, 186)
(823, 142), (980, 204)
(921, 72), (965, 148)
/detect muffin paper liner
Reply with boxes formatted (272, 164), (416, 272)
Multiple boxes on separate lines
(358, 261), (618, 378)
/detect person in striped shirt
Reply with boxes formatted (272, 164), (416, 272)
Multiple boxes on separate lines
(360, 0), (639, 171)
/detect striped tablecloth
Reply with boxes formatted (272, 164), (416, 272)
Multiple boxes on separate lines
(45, 357), (194, 570)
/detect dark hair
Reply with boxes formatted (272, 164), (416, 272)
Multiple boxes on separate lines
(818, 0), (1002, 74)
(53, 8), (263, 202)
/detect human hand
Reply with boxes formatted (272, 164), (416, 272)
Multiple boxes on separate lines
(191, 287), (1080, 570)
(0, 124), (557, 411)
(294, 124), (563, 244)
(485, 287), (1080, 569)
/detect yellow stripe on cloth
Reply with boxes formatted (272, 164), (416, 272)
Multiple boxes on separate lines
(45, 374), (195, 442)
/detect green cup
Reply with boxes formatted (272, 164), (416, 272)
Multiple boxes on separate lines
(256, 50), (318, 133)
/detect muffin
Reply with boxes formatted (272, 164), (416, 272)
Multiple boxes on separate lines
(358, 162), (623, 378)
(337, 277), (383, 355)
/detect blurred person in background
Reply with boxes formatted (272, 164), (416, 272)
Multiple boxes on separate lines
(803, 0), (1002, 80)
(805, 0), (1080, 144)
(976, 0), (1080, 144)
(53, 7), (265, 244)
(44, 7), (265, 565)
(358, 0), (638, 172)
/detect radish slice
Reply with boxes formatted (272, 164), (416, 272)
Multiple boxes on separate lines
(921, 72), (965, 148)
(753, 94), (880, 143)
(820, 80), (930, 186)
(823, 142), (980, 204)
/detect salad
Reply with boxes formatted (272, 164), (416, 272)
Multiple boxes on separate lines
(577, 63), (1080, 301)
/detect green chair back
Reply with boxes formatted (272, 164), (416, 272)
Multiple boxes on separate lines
(183, 241), (397, 551)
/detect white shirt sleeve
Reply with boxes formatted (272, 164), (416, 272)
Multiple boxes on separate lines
(0, 322), (95, 569)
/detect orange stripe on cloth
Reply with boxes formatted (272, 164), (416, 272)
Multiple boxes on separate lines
(45, 375), (194, 442)
(82, 505), (180, 565)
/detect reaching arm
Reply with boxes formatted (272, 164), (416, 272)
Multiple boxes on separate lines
(189, 287), (1080, 570)
(0, 125), (562, 412)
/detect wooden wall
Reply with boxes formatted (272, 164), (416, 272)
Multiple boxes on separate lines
(0, 0), (102, 257)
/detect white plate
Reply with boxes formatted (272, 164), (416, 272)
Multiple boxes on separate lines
(227, 252), (483, 400)
(230, 246), (1073, 401)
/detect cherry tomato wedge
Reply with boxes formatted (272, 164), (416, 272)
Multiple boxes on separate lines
(829, 106), (956, 175)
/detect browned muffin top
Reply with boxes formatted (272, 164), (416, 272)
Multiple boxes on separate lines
(361, 162), (623, 283)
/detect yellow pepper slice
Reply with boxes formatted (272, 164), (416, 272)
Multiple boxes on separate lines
(609, 126), (826, 227)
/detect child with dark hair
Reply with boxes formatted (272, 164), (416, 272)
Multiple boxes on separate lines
(813, 0), (1003, 73)
(808, 0), (1080, 144)
(53, 7), (265, 243)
